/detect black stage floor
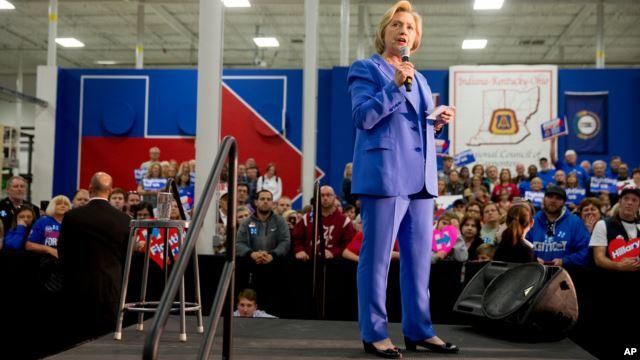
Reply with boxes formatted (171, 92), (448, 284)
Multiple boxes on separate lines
(48, 317), (596, 360)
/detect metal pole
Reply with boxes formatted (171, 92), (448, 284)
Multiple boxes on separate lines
(47, 0), (58, 66)
(357, 4), (365, 60)
(195, 0), (224, 255)
(302, 0), (319, 206)
(595, 0), (605, 68)
(136, 0), (145, 69)
(339, 0), (350, 66)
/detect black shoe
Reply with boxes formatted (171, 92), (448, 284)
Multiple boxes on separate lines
(404, 337), (459, 353)
(362, 341), (402, 359)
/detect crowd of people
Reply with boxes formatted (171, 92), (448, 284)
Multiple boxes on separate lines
(0, 143), (638, 352)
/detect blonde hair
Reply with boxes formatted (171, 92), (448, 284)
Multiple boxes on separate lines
(46, 195), (71, 216)
(375, 1), (422, 54)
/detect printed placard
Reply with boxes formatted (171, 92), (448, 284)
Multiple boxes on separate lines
(134, 168), (147, 182)
(540, 116), (568, 141)
(432, 225), (459, 254)
(590, 177), (617, 193)
(608, 237), (640, 262)
(435, 139), (450, 155)
(143, 178), (167, 191)
(453, 149), (476, 167)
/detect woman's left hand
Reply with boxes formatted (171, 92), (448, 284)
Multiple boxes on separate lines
(435, 106), (456, 130)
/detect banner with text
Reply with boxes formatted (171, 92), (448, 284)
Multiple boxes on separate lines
(449, 65), (558, 169)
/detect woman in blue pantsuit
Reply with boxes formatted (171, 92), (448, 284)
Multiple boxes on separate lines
(347, 1), (459, 358)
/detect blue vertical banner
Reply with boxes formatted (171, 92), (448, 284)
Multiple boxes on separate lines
(564, 91), (608, 154)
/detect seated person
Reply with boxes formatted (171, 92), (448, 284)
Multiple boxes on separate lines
(292, 186), (355, 261)
(494, 203), (536, 263)
(589, 187), (640, 272)
(525, 186), (590, 268)
(236, 190), (290, 265)
(26, 195), (71, 259)
(233, 288), (276, 318)
(460, 215), (483, 261)
(475, 243), (496, 262)
(2, 205), (37, 251)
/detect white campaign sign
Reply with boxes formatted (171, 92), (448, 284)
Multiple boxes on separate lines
(449, 65), (558, 169)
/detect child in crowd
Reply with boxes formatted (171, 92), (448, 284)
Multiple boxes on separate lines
(2, 205), (37, 251)
(432, 213), (468, 264)
(475, 243), (496, 262)
(234, 288), (276, 318)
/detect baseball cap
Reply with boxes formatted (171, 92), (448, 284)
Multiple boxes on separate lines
(544, 185), (567, 201)
(620, 186), (640, 199)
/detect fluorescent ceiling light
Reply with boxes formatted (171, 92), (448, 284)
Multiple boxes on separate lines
(474, 0), (504, 10)
(56, 37), (85, 48)
(462, 39), (488, 49)
(96, 60), (118, 65)
(224, 0), (251, 8)
(0, 0), (15, 10)
(253, 37), (279, 48)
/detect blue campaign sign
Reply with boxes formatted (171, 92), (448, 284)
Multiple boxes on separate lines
(566, 188), (586, 206)
(435, 139), (450, 155)
(540, 116), (568, 140)
(590, 177), (617, 193)
(134, 168), (147, 183)
(143, 178), (168, 191)
(453, 149), (476, 167)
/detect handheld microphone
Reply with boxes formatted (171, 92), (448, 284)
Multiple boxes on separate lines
(400, 46), (412, 92)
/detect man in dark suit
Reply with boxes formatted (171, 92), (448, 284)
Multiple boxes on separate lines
(58, 172), (130, 341)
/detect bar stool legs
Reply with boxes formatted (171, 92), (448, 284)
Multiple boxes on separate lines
(114, 220), (202, 342)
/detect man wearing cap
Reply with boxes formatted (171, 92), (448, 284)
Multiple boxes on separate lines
(525, 185), (591, 268)
(549, 137), (588, 187)
(589, 186), (640, 272)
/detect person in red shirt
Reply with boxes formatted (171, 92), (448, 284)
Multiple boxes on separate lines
(292, 186), (356, 260)
(491, 168), (520, 202)
(343, 231), (400, 262)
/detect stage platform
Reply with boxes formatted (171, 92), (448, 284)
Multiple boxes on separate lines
(48, 317), (595, 360)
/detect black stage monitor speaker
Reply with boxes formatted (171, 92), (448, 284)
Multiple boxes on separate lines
(454, 261), (578, 336)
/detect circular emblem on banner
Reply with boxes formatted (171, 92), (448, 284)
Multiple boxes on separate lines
(573, 110), (600, 139)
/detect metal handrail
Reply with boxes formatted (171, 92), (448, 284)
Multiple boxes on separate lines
(143, 136), (238, 360)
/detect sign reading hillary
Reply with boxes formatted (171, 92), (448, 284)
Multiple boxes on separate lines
(565, 91), (607, 154)
(449, 65), (557, 169)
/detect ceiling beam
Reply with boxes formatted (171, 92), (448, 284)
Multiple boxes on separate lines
(543, 4), (595, 60)
(149, 4), (197, 44)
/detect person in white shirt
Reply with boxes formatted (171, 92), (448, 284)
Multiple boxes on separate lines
(233, 288), (276, 318)
(257, 163), (283, 202)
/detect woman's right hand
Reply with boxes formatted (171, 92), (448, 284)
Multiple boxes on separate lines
(393, 61), (415, 88)
(17, 219), (26, 226)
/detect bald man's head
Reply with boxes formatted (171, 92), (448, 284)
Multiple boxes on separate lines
(89, 172), (113, 198)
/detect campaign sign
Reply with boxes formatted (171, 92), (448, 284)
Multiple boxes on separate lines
(565, 188), (586, 206)
(525, 190), (545, 209)
(540, 116), (568, 141)
(134, 168), (147, 183)
(432, 225), (459, 254)
(453, 149), (475, 167)
(435, 139), (450, 155)
(608, 237), (640, 262)
(590, 177), (617, 193)
(143, 178), (167, 191)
